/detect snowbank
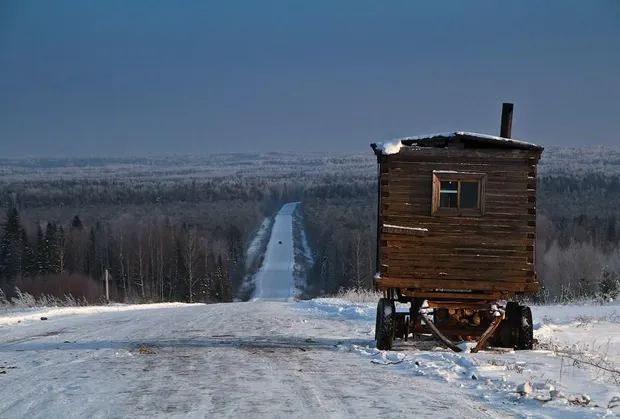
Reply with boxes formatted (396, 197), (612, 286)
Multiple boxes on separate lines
(296, 298), (620, 417)
(0, 303), (195, 326)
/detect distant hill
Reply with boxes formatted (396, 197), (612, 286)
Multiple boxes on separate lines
(2, 147), (620, 219)
(539, 145), (620, 176)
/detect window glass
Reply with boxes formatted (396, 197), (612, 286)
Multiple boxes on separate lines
(460, 182), (479, 209)
(439, 181), (458, 208)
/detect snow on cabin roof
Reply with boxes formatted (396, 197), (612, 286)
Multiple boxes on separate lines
(371, 131), (543, 155)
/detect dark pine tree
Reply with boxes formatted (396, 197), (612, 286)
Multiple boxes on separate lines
(71, 215), (83, 231)
(20, 227), (36, 278)
(0, 208), (23, 283)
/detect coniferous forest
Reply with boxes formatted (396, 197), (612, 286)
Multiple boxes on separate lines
(2, 147), (620, 304)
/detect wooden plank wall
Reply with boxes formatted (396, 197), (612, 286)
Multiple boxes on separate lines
(378, 147), (540, 293)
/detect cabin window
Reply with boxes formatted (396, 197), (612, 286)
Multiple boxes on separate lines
(439, 181), (458, 207)
(432, 172), (486, 216)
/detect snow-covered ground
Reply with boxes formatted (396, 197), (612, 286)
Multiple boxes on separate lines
(2, 300), (620, 418)
(1, 301), (499, 419)
(245, 216), (273, 271)
(296, 299), (620, 418)
(2, 201), (620, 418)
(251, 202), (301, 301)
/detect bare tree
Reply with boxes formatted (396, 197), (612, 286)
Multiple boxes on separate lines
(147, 222), (156, 301)
(156, 224), (166, 301)
(134, 230), (147, 300)
(117, 227), (127, 293)
(57, 225), (67, 273)
(348, 232), (366, 288)
(181, 226), (201, 303)
(202, 242), (213, 300)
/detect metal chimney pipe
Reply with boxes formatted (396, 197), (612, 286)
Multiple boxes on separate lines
(500, 102), (514, 138)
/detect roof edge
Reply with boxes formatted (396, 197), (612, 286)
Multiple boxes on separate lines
(401, 131), (543, 150)
(372, 131), (543, 155)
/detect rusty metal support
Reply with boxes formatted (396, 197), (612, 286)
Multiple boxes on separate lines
(418, 310), (463, 352)
(470, 309), (505, 353)
(418, 308), (506, 353)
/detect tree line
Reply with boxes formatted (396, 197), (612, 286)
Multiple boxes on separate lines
(0, 161), (378, 304)
(3, 152), (620, 304)
(0, 208), (241, 304)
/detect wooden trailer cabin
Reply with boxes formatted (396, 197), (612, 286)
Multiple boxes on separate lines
(369, 103), (544, 352)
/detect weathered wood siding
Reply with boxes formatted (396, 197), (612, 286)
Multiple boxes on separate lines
(378, 146), (541, 294)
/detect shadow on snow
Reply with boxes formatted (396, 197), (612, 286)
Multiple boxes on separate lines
(0, 334), (373, 353)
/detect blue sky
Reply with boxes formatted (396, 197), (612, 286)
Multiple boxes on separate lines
(1, 1), (618, 156)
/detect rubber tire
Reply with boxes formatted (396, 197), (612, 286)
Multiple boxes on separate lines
(376, 298), (395, 351)
(504, 301), (521, 348)
(491, 302), (517, 348)
(516, 305), (534, 350)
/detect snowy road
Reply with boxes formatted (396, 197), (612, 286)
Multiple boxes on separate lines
(252, 202), (299, 301)
(3, 200), (619, 418)
(0, 303), (497, 419)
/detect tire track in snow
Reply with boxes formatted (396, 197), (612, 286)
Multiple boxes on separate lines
(247, 345), (353, 418)
(0, 301), (501, 418)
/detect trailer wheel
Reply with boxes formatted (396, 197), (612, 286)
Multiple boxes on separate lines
(516, 305), (534, 350)
(376, 298), (395, 350)
(492, 302), (517, 348)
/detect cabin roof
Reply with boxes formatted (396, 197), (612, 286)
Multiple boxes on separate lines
(371, 131), (544, 155)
